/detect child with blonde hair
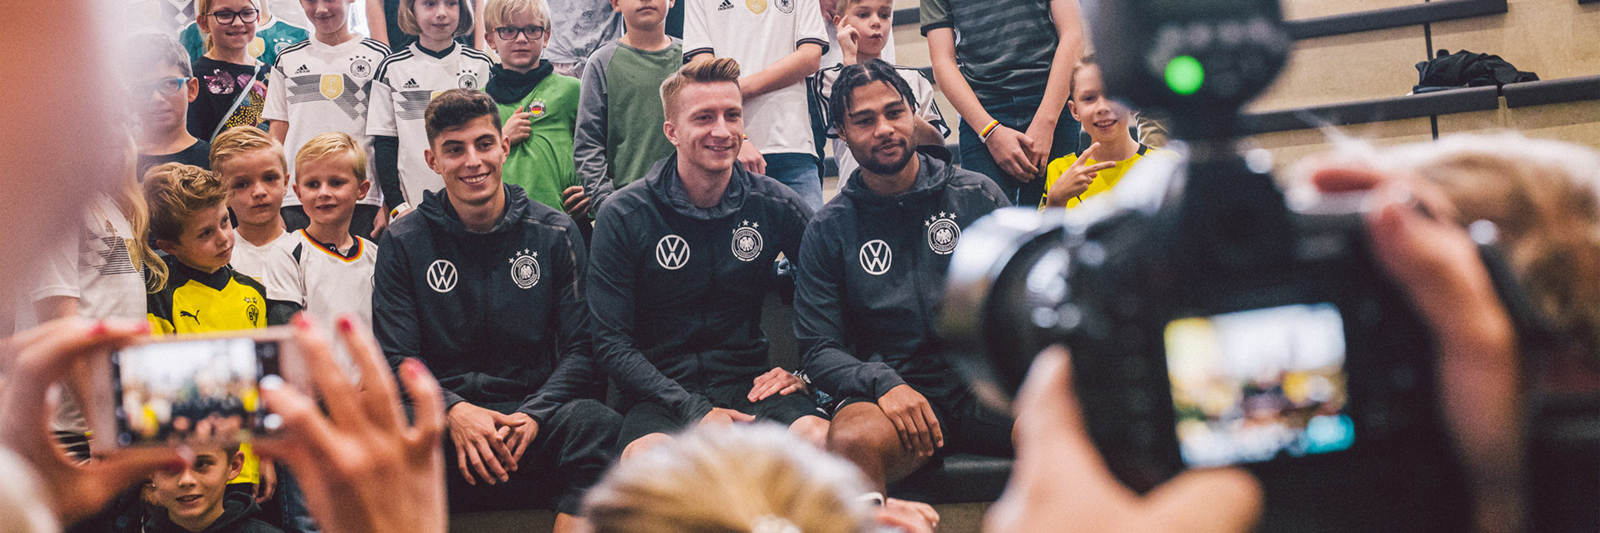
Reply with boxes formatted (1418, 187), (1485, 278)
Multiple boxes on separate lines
(482, 0), (585, 216)
(210, 126), (293, 281)
(33, 140), (167, 461)
(264, 0), (390, 240)
(264, 132), (380, 328)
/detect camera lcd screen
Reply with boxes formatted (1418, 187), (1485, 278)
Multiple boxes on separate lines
(112, 337), (280, 446)
(1164, 303), (1355, 467)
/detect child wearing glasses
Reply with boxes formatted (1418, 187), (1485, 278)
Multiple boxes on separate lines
(369, 0), (494, 220)
(482, 0), (585, 217)
(135, 33), (213, 178)
(188, 0), (275, 143)
(178, 1), (308, 72)
(264, 0), (392, 240)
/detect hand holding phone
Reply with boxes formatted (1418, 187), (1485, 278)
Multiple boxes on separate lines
(255, 315), (448, 533)
(0, 318), (186, 527)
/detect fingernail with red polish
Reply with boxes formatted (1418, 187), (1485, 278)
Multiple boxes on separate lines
(89, 321), (108, 336)
(337, 316), (356, 332)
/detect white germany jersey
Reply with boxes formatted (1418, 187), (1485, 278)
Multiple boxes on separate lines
(807, 63), (949, 184)
(32, 195), (148, 321)
(685, 0), (829, 156)
(265, 36), (390, 208)
(263, 230), (378, 326)
(231, 231), (296, 283)
(368, 43), (494, 205)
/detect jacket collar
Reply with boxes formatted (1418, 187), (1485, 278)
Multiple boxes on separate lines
(418, 183), (532, 236)
(839, 153), (950, 205)
(644, 153), (749, 220)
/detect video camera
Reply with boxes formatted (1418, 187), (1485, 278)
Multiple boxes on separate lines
(940, 0), (1535, 530)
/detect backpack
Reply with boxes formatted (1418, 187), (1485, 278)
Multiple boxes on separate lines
(1414, 49), (1539, 93)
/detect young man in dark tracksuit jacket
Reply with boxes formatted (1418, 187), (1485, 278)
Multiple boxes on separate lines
(588, 57), (829, 460)
(795, 61), (1013, 493)
(372, 89), (619, 524)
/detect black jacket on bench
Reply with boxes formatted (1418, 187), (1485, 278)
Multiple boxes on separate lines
(588, 154), (812, 424)
(795, 153), (1009, 400)
(373, 184), (594, 425)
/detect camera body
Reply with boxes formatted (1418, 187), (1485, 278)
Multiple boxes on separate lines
(937, 0), (1499, 529)
(945, 152), (1472, 530)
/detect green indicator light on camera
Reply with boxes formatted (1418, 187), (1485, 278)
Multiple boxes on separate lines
(1165, 56), (1205, 96)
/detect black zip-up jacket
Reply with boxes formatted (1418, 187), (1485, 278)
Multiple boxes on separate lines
(588, 154), (813, 424)
(147, 490), (282, 533)
(373, 184), (594, 424)
(795, 153), (1009, 400)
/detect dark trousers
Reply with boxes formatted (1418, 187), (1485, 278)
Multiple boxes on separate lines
(958, 94), (1081, 209)
(442, 399), (621, 515)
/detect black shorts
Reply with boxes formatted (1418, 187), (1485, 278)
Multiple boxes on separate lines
(442, 399), (621, 515)
(618, 382), (827, 448)
(281, 204), (381, 241)
(836, 380), (1014, 458)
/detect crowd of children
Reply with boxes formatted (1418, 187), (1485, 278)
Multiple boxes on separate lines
(63, 0), (1179, 531)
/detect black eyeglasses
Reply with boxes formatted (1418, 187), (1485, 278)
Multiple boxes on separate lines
(139, 77), (190, 97)
(208, 8), (260, 25)
(494, 25), (547, 41)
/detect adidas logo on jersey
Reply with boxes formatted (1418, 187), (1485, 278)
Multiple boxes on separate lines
(295, 64), (309, 74)
(717, 0), (734, 10)
(403, 78), (420, 89)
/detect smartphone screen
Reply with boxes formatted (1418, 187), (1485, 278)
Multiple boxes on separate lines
(1164, 303), (1356, 467)
(111, 336), (282, 447)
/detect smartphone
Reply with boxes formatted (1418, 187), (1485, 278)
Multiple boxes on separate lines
(1163, 303), (1356, 468)
(94, 327), (306, 448)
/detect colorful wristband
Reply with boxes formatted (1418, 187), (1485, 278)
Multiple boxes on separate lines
(979, 120), (1001, 142)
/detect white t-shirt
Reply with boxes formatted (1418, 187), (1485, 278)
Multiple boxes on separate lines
(685, 0), (829, 156)
(368, 43), (495, 205)
(32, 195), (148, 433)
(264, 36), (390, 208)
(807, 63), (949, 184)
(231, 231), (296, 282)
(263, 230), (377, 327)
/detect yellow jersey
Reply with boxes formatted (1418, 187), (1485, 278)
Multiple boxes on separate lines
(146, 257), (268, 485)
(1042, 144), (1164, 210)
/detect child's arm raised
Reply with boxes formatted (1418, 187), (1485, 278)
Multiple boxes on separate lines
(739, 0), (829, 98)
(739, 43), (826, 99)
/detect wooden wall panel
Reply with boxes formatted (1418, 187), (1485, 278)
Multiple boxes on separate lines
(1281, 0), (1423, 22)
(1431, 0), (1600, 80)
(1249, 26), (1428, 112)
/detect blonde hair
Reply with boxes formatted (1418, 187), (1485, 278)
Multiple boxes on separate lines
(399, 0), (475, 39)
(142, 163), (229, 255)
(1378, 133), (1600, 359)
(115, 136), (169, 293)
(296, 132), (369, 183)
(660, 57), (743, 122)
(482, 0), (551, 35)
(1068, 54), (1097, 102)
(584, 424), (874, 533)
(210, 126), (287, 178)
